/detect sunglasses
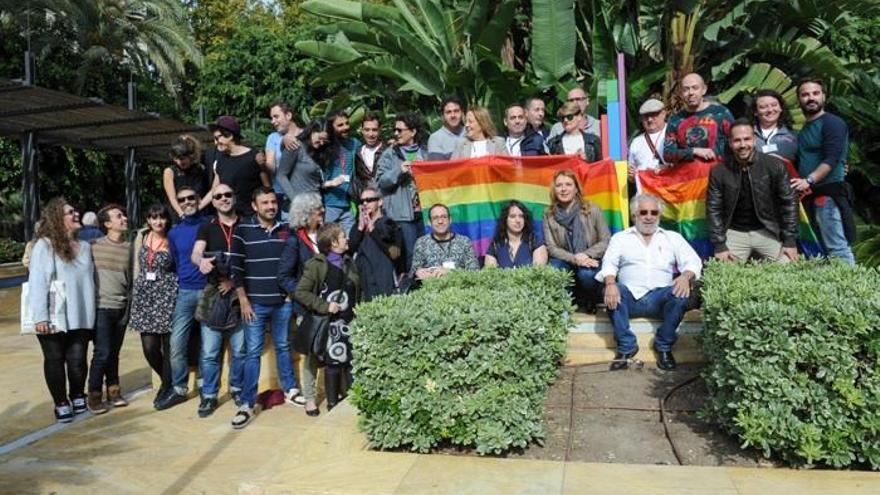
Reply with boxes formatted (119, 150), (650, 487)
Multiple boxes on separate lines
(360, 197), (381, 204)
(177, 194), (197, 204)
(212, 192), (234, 201)
(638, 209), (660, 217)
(148, 213), (167, 220)
(562, 113), (580, 122)
(393, 127), (409, 134)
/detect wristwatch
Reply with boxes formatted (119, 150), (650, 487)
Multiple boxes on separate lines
(806, 176), (816, 186)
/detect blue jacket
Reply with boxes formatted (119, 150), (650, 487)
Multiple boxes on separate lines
(521, 125), (548, 156)
(169, 214), (209, 291)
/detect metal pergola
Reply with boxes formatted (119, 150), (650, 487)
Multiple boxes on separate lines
(0, 77), (213, 239)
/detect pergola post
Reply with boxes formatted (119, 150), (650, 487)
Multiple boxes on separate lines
(125, 81), (140, 226)
(21, 131), (39, 241)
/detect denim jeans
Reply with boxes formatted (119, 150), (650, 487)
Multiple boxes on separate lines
(169, 289), (202, 395)
(242, 301), (297, 408)
(88, 308), (127, 392)
(605, 284), (690, 354)
(398, 218), (424, 273)
(324, 205), (355, 233)
(814, 197), (855, 265)
(548, 258), (601, 301)
(199, 322), (245, 399)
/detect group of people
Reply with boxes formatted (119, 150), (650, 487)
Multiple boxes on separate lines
(24, 72), (856, 428)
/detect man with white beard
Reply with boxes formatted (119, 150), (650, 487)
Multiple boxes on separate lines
(596, 193), (701, 371)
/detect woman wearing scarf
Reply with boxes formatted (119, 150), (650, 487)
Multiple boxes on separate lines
(376, 112), (429, 272)
(543, 170), (611, 309)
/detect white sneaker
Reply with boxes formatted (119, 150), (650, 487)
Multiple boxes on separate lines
(284, 388), (306, 407)
(231, 406), (254, 429)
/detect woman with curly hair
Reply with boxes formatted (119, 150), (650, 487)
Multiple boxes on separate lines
(27, 197), (96, 423)
(484, 200), (548, 268)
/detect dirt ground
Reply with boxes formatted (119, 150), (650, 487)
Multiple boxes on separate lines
(509, 363), (770, 467)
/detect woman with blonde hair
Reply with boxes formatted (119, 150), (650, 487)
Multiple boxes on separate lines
(546, 102), (602, 162)
(164, 134), (211, 216)
(543, 169), (610, 307)
(451, 106), (508, 159)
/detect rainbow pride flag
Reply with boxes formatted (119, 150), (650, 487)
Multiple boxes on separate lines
(412, 156), (629, 256)
(637, 160), (822, 258)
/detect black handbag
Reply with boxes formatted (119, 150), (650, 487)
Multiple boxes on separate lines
(292, 311), (329, 356)
(206, 290), (240, 331)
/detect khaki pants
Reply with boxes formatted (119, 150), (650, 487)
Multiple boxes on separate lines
(726, 229), (788, 262)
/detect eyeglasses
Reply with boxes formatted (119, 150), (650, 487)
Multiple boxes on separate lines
(641, 111), (662, 119)
(360, 197), (381, 204)
(567, 97), (587, 103)
(638, 209), (660, 217)
(212, 192), (234, 201)
(177, 194), (197, 204)
(393, 127), (409, 134)
(63, 209), (78, 217)
(562, 113), (580, 122)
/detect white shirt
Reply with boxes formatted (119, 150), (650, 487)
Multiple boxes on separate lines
(505, 135), (524, 156)
(360, 144), (381, 174)
(470, 140), (489, 158)
(596, 227), (702, 300)
(562, 133), (585, 156)
(628, 126), (667, 172)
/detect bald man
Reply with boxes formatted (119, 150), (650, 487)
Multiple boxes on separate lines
(663, 73), (734, 165)
(548, 87), (601, 141)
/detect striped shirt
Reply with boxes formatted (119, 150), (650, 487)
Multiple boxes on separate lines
(91, 236), (131, 309)
(231, 217), (290, 306)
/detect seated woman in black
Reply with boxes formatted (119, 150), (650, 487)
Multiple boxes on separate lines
(484, 200), (548, 268)
(348, 187), (405, 301)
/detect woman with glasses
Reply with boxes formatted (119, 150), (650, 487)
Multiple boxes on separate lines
(349, 187), (405, 300)
(376, 112), (429, 272)
(208, 116), (270, 217)
(546, 102), (603, 162)
(163, 134), (211, 217)
(451, 106), (508, 159)
(484, 200), (548, 268)
(27, 198), (96, 422)
(128, 204), (179, 405)
(279, 193), (324, 416)
(277, 118), (331, 204)
(544, 170), (610, 309)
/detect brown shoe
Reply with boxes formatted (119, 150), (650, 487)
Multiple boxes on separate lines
(87, 391), (108, 414)
(107, 385), (128, 407)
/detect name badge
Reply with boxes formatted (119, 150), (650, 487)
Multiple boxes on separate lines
(762, 144), (778, 154)
(442, 261), (456, 270)
(145, 272), (157, 281)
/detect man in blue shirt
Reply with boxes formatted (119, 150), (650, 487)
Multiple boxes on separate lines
(155, 186), (210, 410)
(322, 110), (361, 233)
(265, 101), (302, 222)
(791, 78), (855, 265)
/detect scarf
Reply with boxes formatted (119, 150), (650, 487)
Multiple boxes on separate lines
(327, 252), (344, 269)
(554, 201), (589, 254)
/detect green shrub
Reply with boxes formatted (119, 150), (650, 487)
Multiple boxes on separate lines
(700, 260), (880, 469)
(350, 267), (572, 455)
(0, 238), (25, 264)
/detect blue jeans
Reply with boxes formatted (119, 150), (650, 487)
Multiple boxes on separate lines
(606, 284), (690, 354)
(398, 218), (424, 272)
(199, 322), (245, 399)
(548, 258), (601, 301)
(814, 197), (855, 265)
(88, 308), (126, 392)
(242, 301), (297, 408)
(324, 205), (355, 233)
(170, 289), (202, 395)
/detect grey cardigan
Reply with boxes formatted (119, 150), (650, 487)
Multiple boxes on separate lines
(450, 137), (508, 159)
(28, 238), (96, 330)
(277, 147), (324, 201)
(543, 203), (611, 263)
(376, 145), (428, 222)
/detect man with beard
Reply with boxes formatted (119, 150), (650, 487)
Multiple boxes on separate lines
(502, 104), (528, 157)
(597, 193), (701, 371)
(322, 110), (361, 232)
(663, 73), (734, 165)
(352, 113), (387, 198)
(265, 101), (302, 221)
(791, 78), (855, 265)
(707, 119), (799, 262)
(411, 204), (479, 280)
(521, 97), (548, 156)
(230, 187), (303, 429)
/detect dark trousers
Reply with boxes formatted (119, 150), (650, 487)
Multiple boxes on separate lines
(37, 329), (90, 405)
(88, 308), (126, 392)
(398, 219), (423, 273)
(325, 363), (353, 406)
(141, 333), (172, 392)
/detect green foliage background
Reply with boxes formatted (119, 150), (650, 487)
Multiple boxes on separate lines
(701, 260), (880, 469)
(350, 267), (572, 454)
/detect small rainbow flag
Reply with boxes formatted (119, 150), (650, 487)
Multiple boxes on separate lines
(637, 160), (823, 258)
(412, 156), (629, 256)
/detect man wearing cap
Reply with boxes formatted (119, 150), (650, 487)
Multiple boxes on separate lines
(548, 87), (601, 141)
(628, 99), (668, 186)
(663, 73), (734, 165)
(208, 115), (271, 218)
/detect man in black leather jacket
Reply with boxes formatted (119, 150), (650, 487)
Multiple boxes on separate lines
(707, 118), (799, 262)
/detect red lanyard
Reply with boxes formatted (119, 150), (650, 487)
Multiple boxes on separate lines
(145, 233), (167, 272)
(645, 131), (665, 165)
(297, 228), (318, 254)
(218, 221), (234, 252)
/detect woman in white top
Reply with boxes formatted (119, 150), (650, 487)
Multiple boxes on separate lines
(451, 106), (507, 159)
(28, 197), (96, 423)
(546, 102), (602, 162)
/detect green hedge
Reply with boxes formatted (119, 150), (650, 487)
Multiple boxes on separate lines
(0, 238), (25, 264)
(701, 260), (880, 469)
(350, 267), (572, 455)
